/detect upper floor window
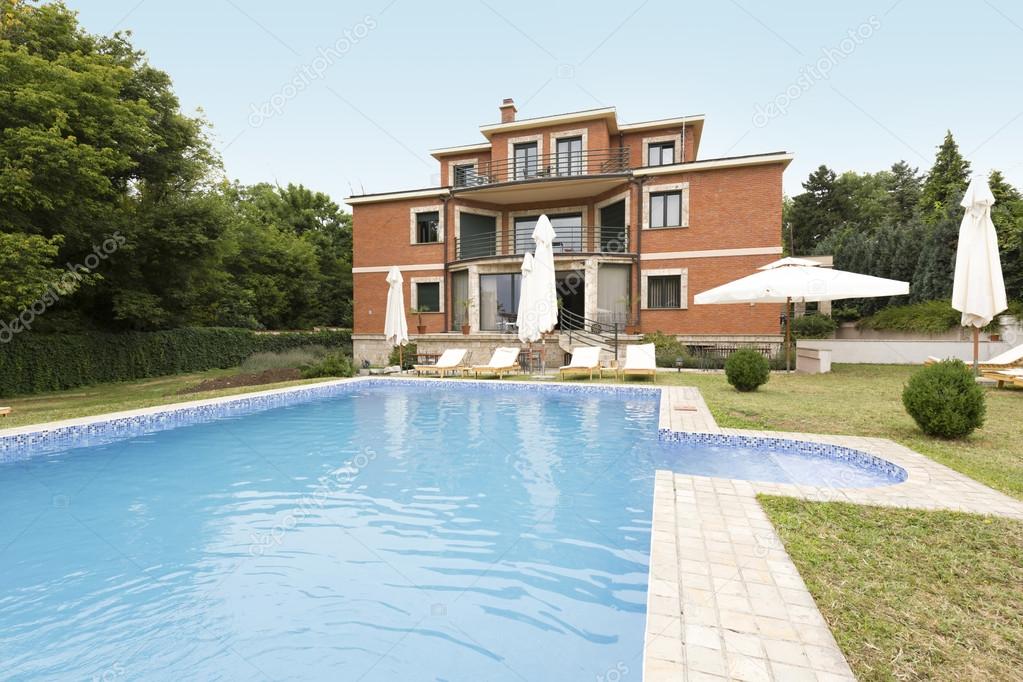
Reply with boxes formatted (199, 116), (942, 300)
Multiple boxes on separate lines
(513, 142), (538, 180)
(649, 191), (682, 228)
(555, 136), (583, 176)
(415, 211), (440, 243)
(453, 164), (476, 187)
(647, 142), (675, 167)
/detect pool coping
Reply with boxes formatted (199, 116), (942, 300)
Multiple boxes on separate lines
(4, 375), (1023, 681)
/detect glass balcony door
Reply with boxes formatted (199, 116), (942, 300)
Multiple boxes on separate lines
(513, 142), (538, 180)
(555, 137), (583, 176)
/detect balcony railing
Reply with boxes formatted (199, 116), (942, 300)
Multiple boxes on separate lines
(455, 224), (629, 260)
(454, 147), (631, 187)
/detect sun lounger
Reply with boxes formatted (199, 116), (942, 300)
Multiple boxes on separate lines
(979, 343), (1023, 371)
(981, 367), (1023, 389)
(414, 348), (469, 378)
(619, 343), (657, 382)
(558, 346), (602, 380)
(472, 347), (522, 379)
(0, 407), (9, 417)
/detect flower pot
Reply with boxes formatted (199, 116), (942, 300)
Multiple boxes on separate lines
(625, 324), (637, 335)
(461, 324), (470, 335)
(416, 325), (426, 335)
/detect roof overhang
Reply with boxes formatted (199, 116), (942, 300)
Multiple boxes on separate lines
(633, 152), (793, 176)
(620, 115), (705, 157)
(451, 174), (630, 205)
(346, 187), (451, 205)
(429, 142), (492, 159)
(479, 107), (618, 138)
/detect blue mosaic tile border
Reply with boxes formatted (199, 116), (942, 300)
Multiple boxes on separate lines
(0, 378), (660, 463)
(658, 429), (908, 484)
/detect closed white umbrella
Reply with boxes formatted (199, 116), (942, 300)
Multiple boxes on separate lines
(531, 215), (559, 334)
(384, 266), (409, 368)
(694, 258), (909, 370)
(952, 176), (1007, 372)
(517, 252), (539, 343)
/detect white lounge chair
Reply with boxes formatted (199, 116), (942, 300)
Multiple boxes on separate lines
(472, 347), (522, 379)
(980, 343), (1023, 371)
(981, 367), (1023, 389)
(414, 348), (468, 378)
(559, 346), (602, 380)
(620, 343), (657, 382)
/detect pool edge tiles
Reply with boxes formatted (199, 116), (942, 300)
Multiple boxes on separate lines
(0, 377), (662, 462)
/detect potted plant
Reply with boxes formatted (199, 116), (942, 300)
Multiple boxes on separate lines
(411, 306), (428, 335)
(457, 299), (471, 335)
(618, 295), (636, 335)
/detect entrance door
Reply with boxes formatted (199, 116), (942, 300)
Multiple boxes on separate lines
(555, 270), (585, 330)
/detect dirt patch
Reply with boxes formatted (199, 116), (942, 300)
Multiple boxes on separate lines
(179, 368), (302, 394)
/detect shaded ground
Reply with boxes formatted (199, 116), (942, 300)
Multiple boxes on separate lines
(178, 368), (301, 394)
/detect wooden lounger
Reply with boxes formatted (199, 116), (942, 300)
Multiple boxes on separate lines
(414, 349), (469, 378)
(472, 347), (522, 379)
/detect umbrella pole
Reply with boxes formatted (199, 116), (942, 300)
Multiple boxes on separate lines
(972, 327), (980, 376)
(785, 297), (792, 373)
(399, 345), (403, 372)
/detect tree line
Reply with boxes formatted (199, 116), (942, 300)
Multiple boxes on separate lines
(0, 0), (352, 335)
(786, 132), (1023, 317)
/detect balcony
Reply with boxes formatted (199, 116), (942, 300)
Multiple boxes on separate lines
(452, 147), (632, 204)
(455, 224), (630, 261)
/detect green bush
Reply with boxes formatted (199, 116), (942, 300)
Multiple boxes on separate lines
(791, 314), (838, 339)
(0, 328), (351, 397)
(902, 360), (986, 439)
(239, 346), (331, 373)
(858, 301), (961, 334)
(388, 342), (417, 370)
(724, 348), (771, 392)
(301, 351), (357, 379)
(831, 306), (860, 323)
(642, 331), (690, 368)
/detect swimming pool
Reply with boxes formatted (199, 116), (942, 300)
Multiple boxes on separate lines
(0, 380), (903, 680)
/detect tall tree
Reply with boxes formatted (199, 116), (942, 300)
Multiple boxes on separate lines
(988, 170), (1023, 301)
(787, 165), (851, 255)
(885, 161), (923, 225)
(918, 131), (970, 224)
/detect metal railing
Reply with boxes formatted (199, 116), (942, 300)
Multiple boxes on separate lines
(455, 224), (629, 260)
(560, 308), (620, 360)
(454, 147), (631, 187)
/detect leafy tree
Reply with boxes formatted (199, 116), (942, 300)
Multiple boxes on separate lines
(0, 232), (71, 319)
(918, 131), (970, 224)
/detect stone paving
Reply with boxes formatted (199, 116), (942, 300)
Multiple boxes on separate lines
(644, 386), (1023, 681)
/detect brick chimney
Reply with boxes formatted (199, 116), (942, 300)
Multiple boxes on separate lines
(499, 98), (517, 123)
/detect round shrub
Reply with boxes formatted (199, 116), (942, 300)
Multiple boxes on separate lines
(725, 349), (771, 392)
(301, 351), (357, 379)
(902, 360), (985, 438)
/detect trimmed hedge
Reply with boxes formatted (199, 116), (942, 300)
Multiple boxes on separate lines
(0, 328), (351, 397)
(792, 314), (837, 339)
(725, 348), (771, 392)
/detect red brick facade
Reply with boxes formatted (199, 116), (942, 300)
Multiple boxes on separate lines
(348, 101), (791, 354)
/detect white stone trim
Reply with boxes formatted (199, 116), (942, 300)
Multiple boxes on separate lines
(409, 204), (445, 244)
(352, 264), (444, 274)
(446, 158), (479, 187)
(642, 182), (690, 229)
(633, 152), (794, 177)
(430, 142), (492, 156)
(480, 107), (616, 135)
(410, 276), (444, 313)
(641, 267), (688, 310)
(640, 246), (783, 261)
(642, 134), (682, 167)
(619, 114), (704, 132)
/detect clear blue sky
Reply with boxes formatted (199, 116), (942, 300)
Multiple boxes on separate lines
(70, 0), (1023, 205)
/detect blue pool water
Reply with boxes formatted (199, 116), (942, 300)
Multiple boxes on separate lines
(0, 383), (900, 680)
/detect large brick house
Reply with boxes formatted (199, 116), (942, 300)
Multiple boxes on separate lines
(347, 99), (791, 366)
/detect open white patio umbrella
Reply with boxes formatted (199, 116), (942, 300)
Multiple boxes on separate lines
(531, 215), (559, 334)
(517, 252), (539, 343)
(952, 176), (1007, 373)
(694, 258), (909, 370)
(384, 266), (409, 368)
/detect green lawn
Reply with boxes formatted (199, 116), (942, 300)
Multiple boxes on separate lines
(0, 369), (327, 429)
(760, 496), (1023, 681)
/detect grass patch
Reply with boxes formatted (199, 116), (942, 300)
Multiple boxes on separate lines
(0, 369), (332, 429)
(759, 497), (1023, 681)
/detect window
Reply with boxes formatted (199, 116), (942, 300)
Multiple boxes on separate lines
(647, 142), (675, 166)
(415, 211), (440, 243)
(451, 270), (469, 330)
(555, 136), (583, 176)
(415, 282), (441, 312)
(513, 142), (538, 180)
(647, 275), (681, 309)
(514, 213), (582, 254)
(453, 164), (476, 187)
(479, 273), (521, 331)
(649, 191), (682, 228)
